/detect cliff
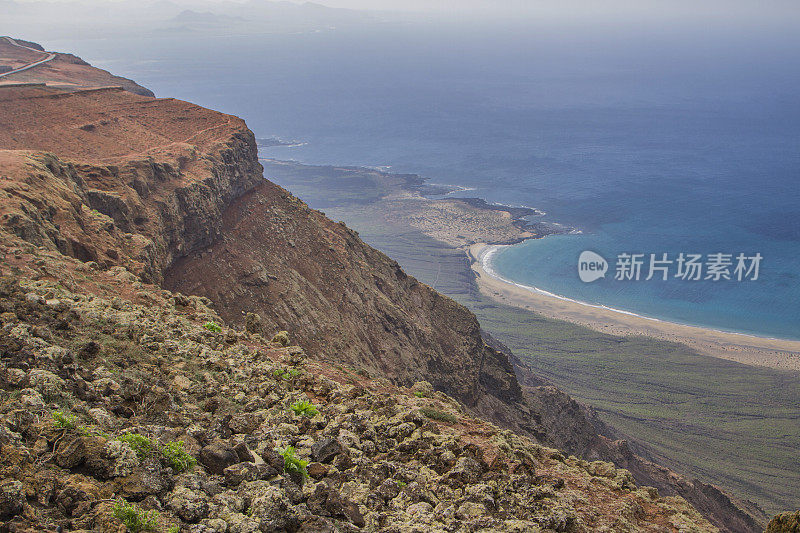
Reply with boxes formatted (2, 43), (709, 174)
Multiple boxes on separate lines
(0, 44), (771, 532)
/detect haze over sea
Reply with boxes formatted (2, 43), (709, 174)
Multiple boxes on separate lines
(53, 16), (800, 339)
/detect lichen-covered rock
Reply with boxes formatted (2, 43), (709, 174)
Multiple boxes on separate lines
(88, 407), (114, 428)
(0, 479), (24, 519)
(168, 486), (210, 523)
(445, 455), (483, 485)
(247, 483), (300, 532)
(89, 439), (139, 478)
(245, 312), (263, 334)
(766, 511), (800, 533)
(27, 369), (65, 400)
(223, 462), (273, 487)
(271, 331), (290, 347)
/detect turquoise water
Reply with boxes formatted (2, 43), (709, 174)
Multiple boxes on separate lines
(50, 18), (800, 339)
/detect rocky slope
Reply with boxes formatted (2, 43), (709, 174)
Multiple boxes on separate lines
(0, 42), (773, 531)
(0, 268), (717, 532)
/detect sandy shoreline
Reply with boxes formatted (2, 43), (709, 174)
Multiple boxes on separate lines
(469, 243), (800, 371)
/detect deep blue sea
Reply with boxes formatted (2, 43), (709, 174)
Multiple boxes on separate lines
(50, 18), (800, 339)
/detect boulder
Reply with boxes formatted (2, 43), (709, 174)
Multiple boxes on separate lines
(114, 460), (173, 500)
(27, 369), (65, 399)
(446, 456), (482, 485)
(85, 439), (139, 479)
(311, 438), (342, 464)
(200, 440), (240, 474)
(248, 483), (299, 532)
(767, 511), (800, 532)
(224, 462), (275, 487)
(0, 479), (24, 519)
(168, 486), (210, 523)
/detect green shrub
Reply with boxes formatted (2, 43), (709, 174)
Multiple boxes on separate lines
(278, 445), (308, 479)
(119, 433), (156, 459)
(118, 434), (195, 472)
(413, 391), (427, 398)
(162, 440), (196, 473)
(52, 411), (77, 430)
(419, 407), (458, 423)
(203, 321), (222, 333)
(112, 499), (159, 532)
(290, 399), (318, 417)
(273, 367), (301, 381)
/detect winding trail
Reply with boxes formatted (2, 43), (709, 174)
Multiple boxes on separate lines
(0, 36), (56, 79)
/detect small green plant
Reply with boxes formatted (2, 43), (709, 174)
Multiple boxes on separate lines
(79, 425), (110, 439)
(162, 440), (196, 473)
(118, 434), (196, 473)
(414, 391), (427, 398)
(203, 321), (222, 333)
(52, 411), (77, 430)
(167, 527), (180, 533)
(419, 407), (458, 423)
(112, 499), (159, 532)
(290, 399), (318, 417)
(272, 367), (301, 381)
(278, 445), (308, 479)
(118, 433), (156, 459)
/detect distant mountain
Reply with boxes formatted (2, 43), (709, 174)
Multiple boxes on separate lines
(1, 0), (382, 39)
(162, 9), (247, 32)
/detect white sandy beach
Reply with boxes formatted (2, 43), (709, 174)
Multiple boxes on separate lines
(469, 243), (800, 371)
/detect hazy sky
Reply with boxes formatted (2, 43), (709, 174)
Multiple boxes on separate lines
(11, 0), (800, 17)
(7, 0), (799, 30)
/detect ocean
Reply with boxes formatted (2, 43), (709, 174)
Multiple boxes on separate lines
(50, 17), (800, 339)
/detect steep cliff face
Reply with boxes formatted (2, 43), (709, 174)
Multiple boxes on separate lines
(0, 85), (262, 282)
(0, 61), (766, 532)
(163, 181), (525, 426)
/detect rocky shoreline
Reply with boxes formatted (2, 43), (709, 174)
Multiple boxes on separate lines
(260, 159), (564, 247)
